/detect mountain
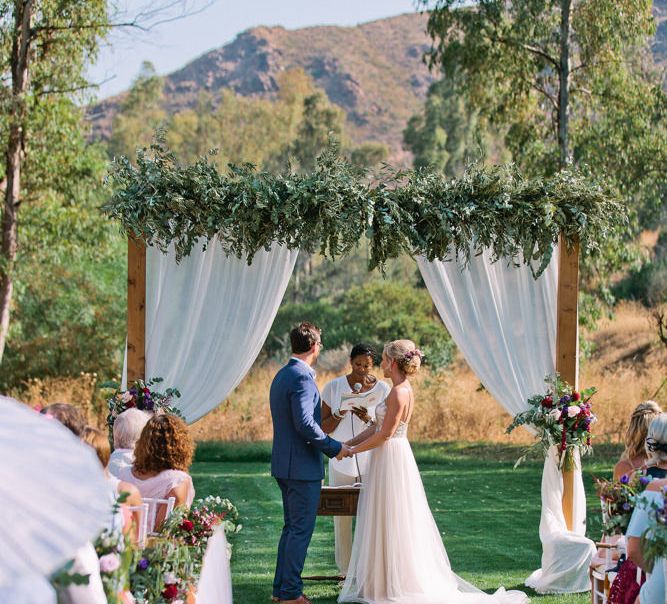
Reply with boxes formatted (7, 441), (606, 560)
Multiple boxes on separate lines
(88, 8), (667, 166)
(88, 13), (435, 165)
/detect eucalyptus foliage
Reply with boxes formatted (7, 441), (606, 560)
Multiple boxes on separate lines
(104, 138), (624, 276)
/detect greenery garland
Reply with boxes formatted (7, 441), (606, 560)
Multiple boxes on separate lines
(103, 137), (625, 276)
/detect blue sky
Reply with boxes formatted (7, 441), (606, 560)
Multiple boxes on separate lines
(89, 0), (419, 100)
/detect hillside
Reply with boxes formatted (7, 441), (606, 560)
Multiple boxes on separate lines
(88, 6), (667, 166)
(88, 12), (435, 165)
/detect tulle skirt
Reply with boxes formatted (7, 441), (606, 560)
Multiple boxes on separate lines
(338, 437), (529, 604)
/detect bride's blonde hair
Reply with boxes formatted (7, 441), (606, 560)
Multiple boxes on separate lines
(384, 339), (422, 376)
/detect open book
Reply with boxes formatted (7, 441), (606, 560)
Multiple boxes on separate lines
(339, 388), (385, 412)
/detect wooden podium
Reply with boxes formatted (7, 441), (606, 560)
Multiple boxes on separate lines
(317, 486), (360, 516)
(303, 486), (361, 581)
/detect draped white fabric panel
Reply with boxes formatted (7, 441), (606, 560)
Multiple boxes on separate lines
(142, 239), (298, 423)
(417, 246), (595, 593)
(196, 527), (233, 604)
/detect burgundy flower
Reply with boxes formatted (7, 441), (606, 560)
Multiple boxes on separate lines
(125, 400), (136, 408)
(572, 391), (581, 401)
(162, 584), (179, 600)
(180, 519), (194, 532)
(541, 396), (553, 408)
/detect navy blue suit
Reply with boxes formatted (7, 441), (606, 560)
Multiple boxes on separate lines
(270, 358), (342, 600)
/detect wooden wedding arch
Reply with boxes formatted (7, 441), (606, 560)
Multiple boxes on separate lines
(105, 141), (624, 530)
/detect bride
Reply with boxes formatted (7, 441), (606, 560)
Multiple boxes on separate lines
(338, 340), (529, 604)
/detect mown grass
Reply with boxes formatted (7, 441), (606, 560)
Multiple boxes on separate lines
(192, 441), (621, 603)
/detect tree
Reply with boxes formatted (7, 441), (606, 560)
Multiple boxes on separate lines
(0, 0), (212, 365)
(418, 1), (666, 220)
(108, 61), (166, 159)
(290, 92), (347, 173)
(0, 0), (109, 365)
(350, 142), (389, 169)
(404, 77), (491, 175)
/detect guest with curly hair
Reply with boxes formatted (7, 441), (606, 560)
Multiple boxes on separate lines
(116, 414), (195, 524)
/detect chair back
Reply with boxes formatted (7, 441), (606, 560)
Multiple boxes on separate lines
(143, 497), (176, 535)
(126, 502), (149, 546)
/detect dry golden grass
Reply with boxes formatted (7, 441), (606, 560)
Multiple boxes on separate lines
(7, 303), (665, 446)
(189, 301), (667, 444)
(9, 372), (107, 430)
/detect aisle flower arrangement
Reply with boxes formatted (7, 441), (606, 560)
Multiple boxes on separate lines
(99, 495), (242, 603)
(595, 473), (653, 535)
(506, 373), (597, 469)
(103, 377), (183, 438)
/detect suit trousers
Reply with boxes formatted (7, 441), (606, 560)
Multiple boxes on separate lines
(273, 477), (322, 600)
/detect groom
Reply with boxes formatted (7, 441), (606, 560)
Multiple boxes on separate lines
(270, 321), (352, 604)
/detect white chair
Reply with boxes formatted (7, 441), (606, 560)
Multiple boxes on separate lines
(143, 497), (176, 535)
(126, 502), (149, 546)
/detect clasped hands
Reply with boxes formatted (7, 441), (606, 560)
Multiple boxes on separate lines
(336, 444), (355, 460)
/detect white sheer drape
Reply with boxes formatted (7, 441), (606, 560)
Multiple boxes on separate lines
(417, 246), (595, 593)
(196, 527), (233, 603)
(139, 238), (297, 423)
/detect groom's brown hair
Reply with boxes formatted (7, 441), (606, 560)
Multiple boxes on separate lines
(290, 321), (321, 354)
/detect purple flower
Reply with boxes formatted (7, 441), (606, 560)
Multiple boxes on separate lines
(640, 476), (652, 486)
(145, 398), (155, 411)
(622, 502), (631, 511)
(137, 557), (150, 571)
(620, 474), (630, 484)
(560, 395), (571, 404)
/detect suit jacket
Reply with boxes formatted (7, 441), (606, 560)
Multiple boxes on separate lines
(270, 358), (342, 480)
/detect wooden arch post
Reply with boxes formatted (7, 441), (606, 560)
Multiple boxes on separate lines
(556, 233), (580, 532)
(127, 237), (146, 383)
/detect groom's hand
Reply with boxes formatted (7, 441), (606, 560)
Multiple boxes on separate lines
(336, 444), (353, 460)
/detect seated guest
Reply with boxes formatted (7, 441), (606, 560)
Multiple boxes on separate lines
(40, 402), (86, 437)
(39, 403), (106, 604)
(627, 478), (667, 604)
(81, 426), (143, 540)
(614, 401), (662, 480)
(117, 414), (195, 524)
(644, 413), (667, 479)
(109, 407), (150, 477)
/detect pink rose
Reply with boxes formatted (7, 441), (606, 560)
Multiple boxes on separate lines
(99, 553), (121, 573)
(567, 405), (581, 418)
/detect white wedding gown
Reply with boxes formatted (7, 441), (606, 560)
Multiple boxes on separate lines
(339, 400), (529, 604)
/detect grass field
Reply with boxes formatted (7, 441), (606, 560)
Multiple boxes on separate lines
(192, 441), (622, 604)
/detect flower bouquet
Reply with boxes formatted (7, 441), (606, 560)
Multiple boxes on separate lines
(162, 496), (242, 563)
(595, 472), (653, 535)
(103, 377), (183, 439)
(506, 373), (597, 469)
(94, 527), (134, 604)
(130, 540), (197, 604)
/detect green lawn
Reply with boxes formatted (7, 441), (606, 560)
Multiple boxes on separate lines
(192, 441), (621, 603)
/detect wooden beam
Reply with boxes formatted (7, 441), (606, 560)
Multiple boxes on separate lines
(127, 237), (146, 383)
(556, 233), (580, 532)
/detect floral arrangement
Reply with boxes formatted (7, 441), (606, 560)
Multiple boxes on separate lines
(163, 496), (242, 560)
(94, 525), (134, 604)
(128, 497), (241, 603)
(130, 539), (197, 604)
(103, 377), (183, 439)
(595, 472), (653, 535)
(506, 373), (597, 469)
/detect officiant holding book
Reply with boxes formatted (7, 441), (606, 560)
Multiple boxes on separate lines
(321, 343), (391, 576)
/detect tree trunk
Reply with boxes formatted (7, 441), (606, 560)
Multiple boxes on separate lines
(0, 0), (33, 364)
(558, 0), (572, 168)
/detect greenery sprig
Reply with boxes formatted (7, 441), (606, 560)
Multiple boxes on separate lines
(103, 136), (625, 275)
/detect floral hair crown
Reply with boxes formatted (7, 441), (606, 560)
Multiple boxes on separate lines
(403, 348), (423, 362)
(646, 438), (667, 454)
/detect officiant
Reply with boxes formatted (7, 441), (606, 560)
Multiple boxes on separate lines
(321, 343), (391, 576)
